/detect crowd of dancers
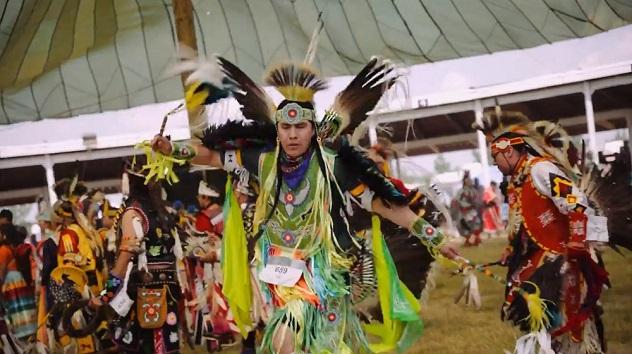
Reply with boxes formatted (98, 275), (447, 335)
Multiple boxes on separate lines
(1, 51), (631, 354)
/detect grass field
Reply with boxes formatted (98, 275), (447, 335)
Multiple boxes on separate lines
(186, 237), (632, 353)
(412, 237), (632, 354)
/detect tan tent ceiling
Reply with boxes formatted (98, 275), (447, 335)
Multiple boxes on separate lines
(1, 0), (631, 124)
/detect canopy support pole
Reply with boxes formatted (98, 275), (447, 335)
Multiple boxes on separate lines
(172, 0), (204, 140)
(43, 154), (57, 205)
(474, 100), (490, 185)
(583, 82), (599, 163)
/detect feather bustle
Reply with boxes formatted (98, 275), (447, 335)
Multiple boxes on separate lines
(335, 138), (407, 206)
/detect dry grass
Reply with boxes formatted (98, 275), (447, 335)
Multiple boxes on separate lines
(411, 237), (632, 354)
(185, 237), (632, 353)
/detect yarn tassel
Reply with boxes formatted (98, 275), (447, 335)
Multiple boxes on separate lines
(523, 282), (551, 332)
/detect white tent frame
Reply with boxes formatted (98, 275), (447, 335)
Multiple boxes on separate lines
(2, 62), (632, 205)
(367, 61), (632, 185)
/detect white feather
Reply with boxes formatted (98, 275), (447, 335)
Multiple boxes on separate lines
(172, 228), (184, 260)
(508, 329), (555, 354)
(166, 44), (224, 87)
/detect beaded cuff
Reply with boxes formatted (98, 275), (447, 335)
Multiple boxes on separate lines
(171, 142), (197, 160)
(99, 273), (124, 304)
(411, 217), (444, 248)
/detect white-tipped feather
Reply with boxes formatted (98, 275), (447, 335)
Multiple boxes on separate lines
(167, 44), (224, 87)
(419, 183), (453, 230)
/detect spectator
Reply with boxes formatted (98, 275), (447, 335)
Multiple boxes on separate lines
(195, 181), (223, 236)
(452, 171), (483, 246)
(0, 209), (13, 226)
(0, 224), (37, 339)
(482, 181), (504, 237)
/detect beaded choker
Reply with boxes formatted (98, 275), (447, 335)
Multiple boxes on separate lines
(280, 148), (312, 174)
(280, 148), (313, 190)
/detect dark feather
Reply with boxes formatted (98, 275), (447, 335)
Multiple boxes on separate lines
(503, 256), (564, 332)
(199, 120), (277, 151)
(217, 57), (275, 123)
(336, 138), (407, 206)
(385, 228), (434, 298)
(193, 80), (233, 105)
(580, 147), (632, 250)
(54, 177), (87, 199)
(326, 57), (398, 139)
(264, 64), (327, 96)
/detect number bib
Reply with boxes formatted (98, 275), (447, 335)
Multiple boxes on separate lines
(258, 256), (305, 287)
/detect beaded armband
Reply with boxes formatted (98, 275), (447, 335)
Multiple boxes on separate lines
(99, 273), (124, 304)
(568, 210), (588, 244)
(171, 142), (197, 161)
(410, 217), (444, 248)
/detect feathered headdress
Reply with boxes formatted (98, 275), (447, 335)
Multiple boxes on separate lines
(264, 63), (327, 125)
(172, 50), (398, 144)
(472, 111), (580, 177)
(170, 51), (408, 205)
(53, 176), (88, 218)
(265, 63), (327, 104)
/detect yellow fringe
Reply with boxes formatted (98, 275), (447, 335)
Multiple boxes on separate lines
(522, 281), (551, 332)
(134, 141), (186, 185)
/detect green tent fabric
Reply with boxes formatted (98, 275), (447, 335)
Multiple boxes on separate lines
(0, 0), (631, 123)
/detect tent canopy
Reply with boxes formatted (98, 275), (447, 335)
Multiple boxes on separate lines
(1, 0), (631, 124)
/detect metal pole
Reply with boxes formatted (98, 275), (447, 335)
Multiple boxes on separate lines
(474, 100), (490, 185)
(43, 154), (57, 205)
(583, 82), (599, 163)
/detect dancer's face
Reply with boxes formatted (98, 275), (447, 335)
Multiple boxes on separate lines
(492, 146), (521, 176)
(277, 122), (314, 158)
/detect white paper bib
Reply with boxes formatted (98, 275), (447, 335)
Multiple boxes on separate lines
(258, 256), (305, 287)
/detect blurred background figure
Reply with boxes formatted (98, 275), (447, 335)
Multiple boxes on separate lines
(482, 181), (504, 238)
(0, 209), (13, 226)
(452, 172), (483, 246)
(0, 223), (37, 340)
(195, 181), (223, 236)
(35, 208), (59, 346)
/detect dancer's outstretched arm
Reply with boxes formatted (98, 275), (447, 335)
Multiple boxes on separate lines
(151, 135), (223, 168)
(372, 197), (459, 259)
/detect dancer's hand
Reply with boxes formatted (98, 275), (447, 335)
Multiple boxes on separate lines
(440, 244), (460, 259)
(119, 235), (142, 254)
(88, 297), (103, 309)
(500, 246), (512, 266)
(151, 135), (172, 155)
